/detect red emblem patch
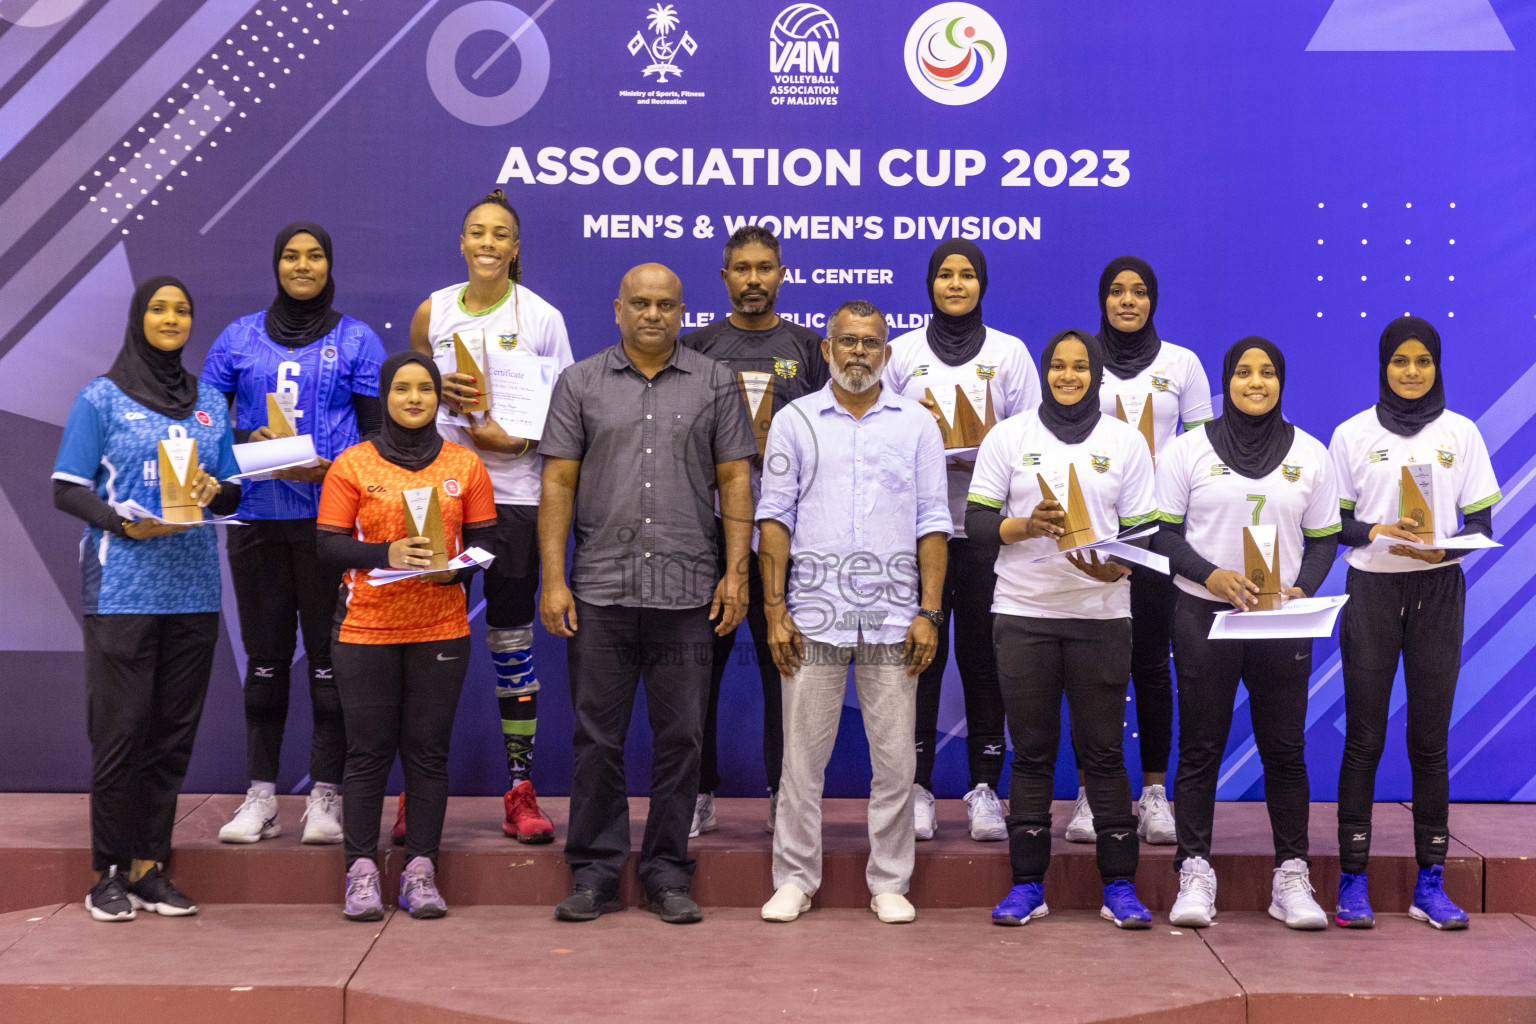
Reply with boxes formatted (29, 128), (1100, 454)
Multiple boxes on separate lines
(443, 479), (460, 497)
(195, 410), (212, 426)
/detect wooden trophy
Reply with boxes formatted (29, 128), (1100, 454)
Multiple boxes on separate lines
(924, 381), (997, 449)
(266, 391), (297, 438)
(157, 427), (203, 523)
(452, 331), (491, 414)
(1400, 464), (1435, 543)
(1115, 393), (1156, 460)
(737, 370), (774, 455)
(401, 486), (450, 570)
(1242, 524), (1282, 611)
(1036, 465), (1097, 552)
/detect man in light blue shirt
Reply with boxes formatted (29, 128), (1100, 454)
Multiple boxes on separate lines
(755, 299), (950, 925)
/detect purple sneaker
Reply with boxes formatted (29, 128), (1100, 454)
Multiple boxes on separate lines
(344, 858), (383, 921)
(399, 856), (447, 919)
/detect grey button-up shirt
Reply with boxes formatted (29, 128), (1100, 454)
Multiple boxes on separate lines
(541, 341), (758, 609)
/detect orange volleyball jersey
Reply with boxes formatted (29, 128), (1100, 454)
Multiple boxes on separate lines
(318, 440), (496, 644)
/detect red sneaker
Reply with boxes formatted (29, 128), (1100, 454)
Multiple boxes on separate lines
(504, 781), (554, 844)
(391, 792), (406, 845)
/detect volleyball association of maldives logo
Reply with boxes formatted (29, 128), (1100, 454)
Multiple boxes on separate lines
(904, 3), (1007, 105)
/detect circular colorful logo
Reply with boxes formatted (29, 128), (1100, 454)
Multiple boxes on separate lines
(323, 346), (338, 362)
(443, 479), (461, 497)
(904, 3), (1007, 106)
(195, 410), (212, 426)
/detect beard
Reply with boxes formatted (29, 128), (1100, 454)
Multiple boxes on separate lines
(830, 360), (881, 394)
(731, 289), (774, 315)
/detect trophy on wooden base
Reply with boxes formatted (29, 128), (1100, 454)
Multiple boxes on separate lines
(1242, 524), (1282, 611)
(453, 331), (491, 414)
(1037, 464), (1097, 552)
(1115, 393), (1156, 460)
(158, 426), (203, 523)
(737, 370), (774, 456)
(1400, 464), (1435, 543)
(266, 392), (298, 438)
(925, 382), (996, 449)
(402, 486), (450, 571)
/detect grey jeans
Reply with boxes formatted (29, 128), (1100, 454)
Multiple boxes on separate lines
(772, 640), (918, 897)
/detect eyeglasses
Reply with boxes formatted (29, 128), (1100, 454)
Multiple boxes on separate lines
(828, 335), (885, 353)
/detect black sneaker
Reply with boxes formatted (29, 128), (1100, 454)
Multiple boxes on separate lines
(127, 865), (199, 916)
(85, 867), (136, 922)
(555, 885), (623, 922)
(646, 888), (702, 924)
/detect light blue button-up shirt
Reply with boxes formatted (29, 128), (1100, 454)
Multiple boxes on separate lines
(756, 381), (951, 647)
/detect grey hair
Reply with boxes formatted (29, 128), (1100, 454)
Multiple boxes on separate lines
(827, 300), (886, 335)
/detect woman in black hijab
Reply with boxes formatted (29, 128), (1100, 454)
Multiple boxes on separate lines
(52, 276), (242, 922)
(883, 238), (1044, 845)
(202, 223), (387, 850)
(1153, 338), (1341, 931)
(1327, 316), (1499, 931)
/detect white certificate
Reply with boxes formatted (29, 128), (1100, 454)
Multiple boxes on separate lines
(1366, 531), (1502, 553)
(487, 353), (559, 440)
(112, 498), (244, 527)
(366, 546), (496, 586)
(230, 434), (320, 480)
(1207, 594), (1350, 639)
(1024, 525), (1169, 574)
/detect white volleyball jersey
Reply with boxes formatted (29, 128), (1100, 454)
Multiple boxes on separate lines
(428, 282), (574, 505)
(1096, 340), (1213, 461)
(967, 412), (1158, 619)
(884, 325), (1042, 539)
(1155, 424), (1341, 600)
(1329, 407), (1501, 573)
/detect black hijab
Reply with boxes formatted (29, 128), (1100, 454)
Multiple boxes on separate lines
(925, 238), (988, 367)
(1374, 316), (1445, 437)
(1205, 337), (1294, 479)
(1036, 329), (1104, 445)
(371, 351), (443, 472)
(1096, 255), (1161, 380)
(105, 275), (199, 420)
(265, 222), (342, 348)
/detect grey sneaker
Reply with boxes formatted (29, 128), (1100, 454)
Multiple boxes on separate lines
(689, 791), (717, 839)
(344, 858), (383, 922)
(399, 856), (447, 919)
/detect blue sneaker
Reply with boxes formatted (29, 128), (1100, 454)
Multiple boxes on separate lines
(992, 883), (1048, 926)
(1409, 865), (1468, 931)
(1335, 871), (1374, 928)
(1100, 880), (1152, 929)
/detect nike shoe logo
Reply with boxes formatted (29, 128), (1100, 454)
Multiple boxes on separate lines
(436, 653), (459, 661)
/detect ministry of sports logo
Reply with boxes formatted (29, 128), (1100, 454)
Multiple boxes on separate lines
(628, 5), (698, 84)
(770, 4), (839, 107)
(904, 3), (1007, 106)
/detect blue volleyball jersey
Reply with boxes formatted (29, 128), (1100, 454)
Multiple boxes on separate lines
(52, 378), (239, 615)
(200, 312), (386, 520)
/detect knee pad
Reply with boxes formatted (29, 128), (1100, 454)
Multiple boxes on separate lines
(310, 663), (342, 718)
(488, 626), (534, 655)
(489, 627), (540, 697)
(244, 661), (290, 718)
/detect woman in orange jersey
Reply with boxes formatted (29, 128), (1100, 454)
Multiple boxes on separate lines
(316, 351), (496, 921)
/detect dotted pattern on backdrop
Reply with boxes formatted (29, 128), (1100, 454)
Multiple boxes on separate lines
(1311, 199), (1461, 324)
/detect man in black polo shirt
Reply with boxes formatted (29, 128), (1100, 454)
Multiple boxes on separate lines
(540, 263), (756, 924)
(680, 226), (828, 837)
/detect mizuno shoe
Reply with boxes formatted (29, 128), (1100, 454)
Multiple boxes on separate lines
(1335, 870), (1374, 928)
(1100, 880), (1152, 929)
(992, 882), (1048, 926)
(1410, 865), (1469, 930)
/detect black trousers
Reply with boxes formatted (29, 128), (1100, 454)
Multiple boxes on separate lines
(84, 612), (220, 871)
(484, 504), (540, 629)
(995, 614), (1138, 885)
(1337, 565), (1465, 872)
(702, 522), (781, 793)
(564, 599), (714, 896)
(914, 536), (1005, 791)
(227, 519), (346, 785)
(333, 635), (469, 866)
(1172, 595), (1312, 869)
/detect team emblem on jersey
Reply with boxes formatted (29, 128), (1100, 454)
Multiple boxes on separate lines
(774, 357), (799, 379)
(1090, 452), (1111, 474)
(443, 479), (461, 497)
(975, 362), (997, 381)
(498, 332), (518, 351)
(1281, 460), (1301, 483)
(911, 364), (930, 377)
(1436, 446), (1456, 469)
(1020, 452), (1041, 467)
(1210, 463), (1231, 476)
(195, 410), (212, 426)
(323, 346), (338, 362)
(1368, 449), (1389, 464)
(1150, 374), (1172, 392)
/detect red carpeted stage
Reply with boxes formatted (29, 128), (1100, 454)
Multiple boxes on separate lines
(1, 795), (1533, 1023)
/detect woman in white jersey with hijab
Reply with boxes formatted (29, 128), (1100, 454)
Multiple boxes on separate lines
(1329, 316), (1499, 931)
(407, 188), (573, 844)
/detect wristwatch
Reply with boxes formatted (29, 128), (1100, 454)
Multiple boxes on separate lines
(916, 608), (945, 628)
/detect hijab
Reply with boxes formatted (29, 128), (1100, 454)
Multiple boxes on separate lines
(1374, 315), (1445, 437)
(924, 238), (988, 367)
(371, 351), (443, 472)
(105, 275), (199, 420)
(1095, 255), (1161, 380)
(1036, 329), (1104, 445)
(264, 222), (342, 348)
(1205, 337), (1294, 479)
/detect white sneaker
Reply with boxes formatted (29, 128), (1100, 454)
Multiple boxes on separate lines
(300, 787), (343, 845)
(1063, 787), (1095, 843)
(870, 892), (916, 923)
(761, 883), (811, 922)
(1268, 858), (1328, 930)
(689, 791), (717, 839)
(963, 783), (1007, 842)
(1169, 856), (1218, 927)
(912, 784), (936, 841)
(765, 789), (778, 834)
(1136, 784), (1176, 845)
(218, 787), (280, 843)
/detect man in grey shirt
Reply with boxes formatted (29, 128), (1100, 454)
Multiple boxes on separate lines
(539, 263), (756, 924)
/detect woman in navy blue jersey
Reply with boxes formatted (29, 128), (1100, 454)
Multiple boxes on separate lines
(201, 222), (387, 849)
